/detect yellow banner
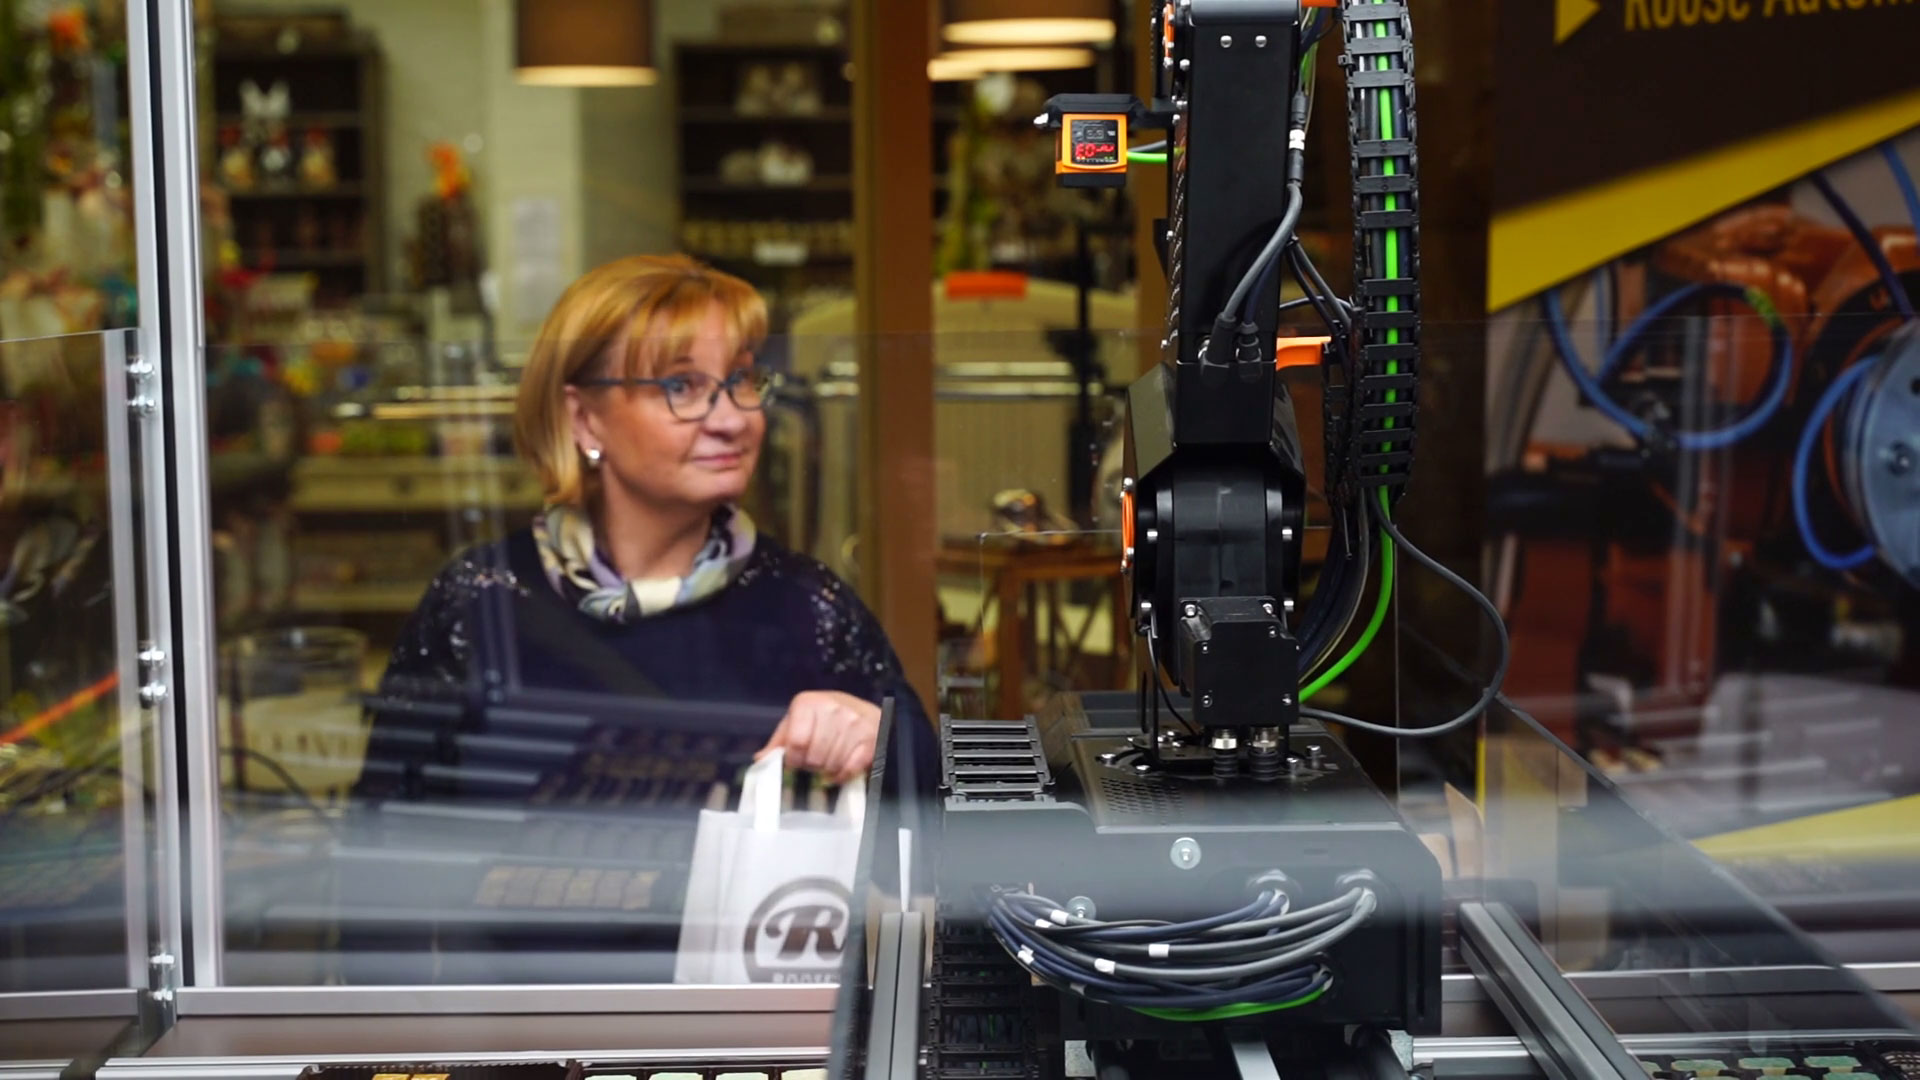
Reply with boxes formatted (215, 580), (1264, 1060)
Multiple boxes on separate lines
(1487, 89), (1920, 311)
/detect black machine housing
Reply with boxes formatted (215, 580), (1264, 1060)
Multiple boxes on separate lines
(934, 707), (1443, 1036)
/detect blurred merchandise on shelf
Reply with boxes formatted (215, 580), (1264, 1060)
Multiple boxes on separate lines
(210, 10), (386, 308)
(0, 0), (137, 336)
(937, 73), (1127, 283)
(299, 125), (337, 188)
(678, 41), (859, 330)
(0, 331), (108, 499)
(679, 218), (853, 264)
(409, 142), (484, 291)
(716, 140), (815, 187)
(218, 124), (254, 189)
(717, 0), (845, 48)
(735, 58), (824, 115)
(210, 9), (353, 53)
(240, 77), (295, 185)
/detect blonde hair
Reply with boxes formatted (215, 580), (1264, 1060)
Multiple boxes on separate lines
(515, 254), (768, 507)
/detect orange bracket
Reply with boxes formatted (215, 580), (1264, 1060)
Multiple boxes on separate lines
(1276, 336), (1331, 371)
(945, 271), (1029, 301)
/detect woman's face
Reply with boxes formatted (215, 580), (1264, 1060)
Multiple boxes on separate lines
(568, 302), (764, 517)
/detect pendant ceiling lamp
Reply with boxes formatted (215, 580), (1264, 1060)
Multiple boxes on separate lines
(516, 0), (657, 87)
(942, 0), (1116, 46)
(928, 45), (1097, 81)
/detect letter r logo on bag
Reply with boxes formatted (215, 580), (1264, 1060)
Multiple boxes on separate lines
(742, 876), (851, 983)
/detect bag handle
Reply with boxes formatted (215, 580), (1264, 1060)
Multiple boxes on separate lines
(740, 749), (786, 832)
(836, 776), (867, 825)
(741, 749), (866, 832)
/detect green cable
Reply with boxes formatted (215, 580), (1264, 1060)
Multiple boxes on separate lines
(1129, 981), (1331, 1022)
(1128, 150), (1168, 164)
(1376, 0), (1402, 440)
(1302, 496), (1393, 701)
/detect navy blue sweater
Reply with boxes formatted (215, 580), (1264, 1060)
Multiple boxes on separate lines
(368, 527), (939, 799)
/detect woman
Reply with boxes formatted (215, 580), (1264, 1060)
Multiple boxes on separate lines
(377, 254), (932, 790)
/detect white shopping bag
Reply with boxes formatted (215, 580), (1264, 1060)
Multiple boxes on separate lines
(673, 748), (865, 984)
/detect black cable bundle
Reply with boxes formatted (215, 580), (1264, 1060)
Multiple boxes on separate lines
(1297, 495), (1371, 672)
(984, 876), (1377, 1016)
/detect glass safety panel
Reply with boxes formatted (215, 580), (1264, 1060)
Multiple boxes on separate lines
(1485, 141), (1920, 971)
(0, 328), (155, 1062)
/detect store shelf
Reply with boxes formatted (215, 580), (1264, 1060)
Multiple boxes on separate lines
(211, 22), (386, 298)
(679, 106), (852, 124)
(290, 454), (541, 513)
(682, 176), (853, 194)
(226, 184), (365, 200)
(10, 472), (106, 500)
(290, 581), (426, 615)
(687, 249), (854, 268)
(215, 110), (363, 128)
(214, 42), (369, 60)
(676, 40), (841, 55)
(242, 250), (366, 268)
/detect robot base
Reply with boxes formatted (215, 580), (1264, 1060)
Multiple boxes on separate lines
(931, 712), (1443, 1069)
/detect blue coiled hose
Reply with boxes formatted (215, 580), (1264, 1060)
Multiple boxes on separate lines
(1792, 359), (1878, 572)
(1543, 281), (1794, 452)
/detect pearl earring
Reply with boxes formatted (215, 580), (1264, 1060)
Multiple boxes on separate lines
(584, 447), (603, 466)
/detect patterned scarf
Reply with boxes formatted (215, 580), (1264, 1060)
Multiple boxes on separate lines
(533, 502), (757, 623)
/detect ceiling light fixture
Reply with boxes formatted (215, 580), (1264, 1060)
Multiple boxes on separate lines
(928, 45), (1097, 80)
(515, 0), (657, 87)
(942, 0), (1116, 46)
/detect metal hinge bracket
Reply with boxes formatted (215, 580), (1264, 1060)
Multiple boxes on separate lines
(138, 644), (168, 708)
(127, 352), (157, 417)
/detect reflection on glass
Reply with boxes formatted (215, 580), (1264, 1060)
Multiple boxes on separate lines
(219, 626), (368, 800)
(0, 332), (137, 997)
(0, 3), (146, 1065)
(1480, 700), (1918, 1043)
(1484, 137), (1920, 962)
(955, 528), (1128, 725)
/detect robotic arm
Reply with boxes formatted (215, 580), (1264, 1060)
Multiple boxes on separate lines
(1041, 0), (1478, 778)
(921, 4), (1511, 1066)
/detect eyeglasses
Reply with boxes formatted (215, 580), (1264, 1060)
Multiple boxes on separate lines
(573, 367), (782, 421)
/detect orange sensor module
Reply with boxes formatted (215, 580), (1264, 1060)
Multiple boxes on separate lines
(1060, 111), (1129, 184)
(1040, 93), (1165, 190)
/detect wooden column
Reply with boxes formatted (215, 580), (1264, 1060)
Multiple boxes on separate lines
(852, 0), (939, 708)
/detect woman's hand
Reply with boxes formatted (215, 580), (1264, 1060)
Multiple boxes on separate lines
(758, 690), (882, 784)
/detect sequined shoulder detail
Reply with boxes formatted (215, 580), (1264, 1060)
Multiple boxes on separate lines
(735, 540), (909, 690)
(380, 542), (528, 692)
